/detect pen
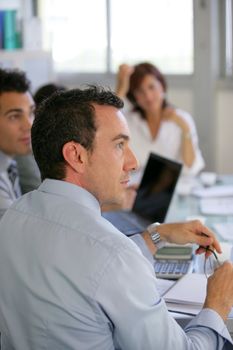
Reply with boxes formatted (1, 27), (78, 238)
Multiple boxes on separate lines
(168, 309), (197, 317)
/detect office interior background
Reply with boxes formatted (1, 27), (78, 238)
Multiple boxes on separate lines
(0, 0), (233, 175)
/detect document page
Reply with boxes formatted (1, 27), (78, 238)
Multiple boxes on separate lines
(156, 278), (175, 297)
(192, 185), (233, 198)
(163, 273), (207, 306)
(200, 197), (233, 215)
(212, 224), (233, 243)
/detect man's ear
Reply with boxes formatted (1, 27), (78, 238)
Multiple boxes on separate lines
(62, 141), (87, 174)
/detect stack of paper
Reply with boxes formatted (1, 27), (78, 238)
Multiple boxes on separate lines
(156, 278), (175, 297)
(163, 273), (233, 319)
(163, 274), (206, 315)
(200, 197), (233, 215)
(192, 185), (233, 198)
(212, 224), (233, 243)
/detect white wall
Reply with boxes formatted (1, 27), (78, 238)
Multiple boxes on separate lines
(216, 90), (233, 173)
(167, 87), (233, 174)
(168, 88), (193, 115)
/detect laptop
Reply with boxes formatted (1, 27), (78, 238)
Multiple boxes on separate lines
(102, 153), (182, 235)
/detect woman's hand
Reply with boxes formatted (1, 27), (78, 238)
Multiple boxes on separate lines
(162, 107), (195, 167)
(162, 107), (190, 133)
(116, 64), (135, 98)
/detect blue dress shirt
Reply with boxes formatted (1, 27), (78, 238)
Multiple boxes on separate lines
(0, 179), (232, 350)
(0, 151), (21, 219)
(15, 154), (41, 194)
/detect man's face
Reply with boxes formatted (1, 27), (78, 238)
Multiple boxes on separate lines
(83, 105), (138, 206)
(0, 91), (35, 156)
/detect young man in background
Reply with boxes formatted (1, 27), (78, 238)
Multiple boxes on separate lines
(0, 68), (35, 218)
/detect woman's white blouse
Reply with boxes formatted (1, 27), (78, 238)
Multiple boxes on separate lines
(125, 108), (205, 176)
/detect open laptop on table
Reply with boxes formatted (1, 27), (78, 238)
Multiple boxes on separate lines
(102, 152), (182, 236)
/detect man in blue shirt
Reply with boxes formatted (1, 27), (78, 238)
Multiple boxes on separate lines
(0, 68), (39, 219)
(0, 87), (232, 349)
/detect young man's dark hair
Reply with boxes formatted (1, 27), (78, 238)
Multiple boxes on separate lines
(0, 68), (31, 95)
(32, 86), (124, 181)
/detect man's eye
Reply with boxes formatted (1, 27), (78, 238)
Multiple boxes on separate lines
(117, 142), (124, 149)
(8, 114), (19, 120)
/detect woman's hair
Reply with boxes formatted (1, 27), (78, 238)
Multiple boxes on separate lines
(127, 62), (168, 118)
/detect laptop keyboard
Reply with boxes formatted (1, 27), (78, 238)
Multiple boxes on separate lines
(103, 211), (149, 235)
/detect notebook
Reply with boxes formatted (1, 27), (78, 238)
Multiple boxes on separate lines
(102, 153), (182, 235)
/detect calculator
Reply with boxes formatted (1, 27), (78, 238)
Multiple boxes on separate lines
(154, 245), (194, 280)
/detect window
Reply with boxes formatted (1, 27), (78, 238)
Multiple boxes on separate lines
(39, 0), (193, 74)
(225, 0), (233, 76)
(111, 0), (193, 74)
(39, 0), (107, 72)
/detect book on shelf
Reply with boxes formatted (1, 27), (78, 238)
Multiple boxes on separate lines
(0, 10), (4, 49)
(3, 9), (18, 50)
(0, 9), (22, 50)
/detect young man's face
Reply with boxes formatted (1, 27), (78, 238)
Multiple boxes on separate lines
(83, 104), (138, 206)
(0, 91), (35, 157)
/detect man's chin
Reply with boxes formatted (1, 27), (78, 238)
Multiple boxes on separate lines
(101, 197), (124, 212)
(16, 146), (32, 156)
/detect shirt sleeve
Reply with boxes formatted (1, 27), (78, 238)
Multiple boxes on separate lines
(95, 245), (232, 350)
(185, 308), (233, 348)
(130, 233), (154, 265)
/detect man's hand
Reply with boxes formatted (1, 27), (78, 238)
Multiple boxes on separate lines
(204, 261), (233, 321)
(147, 220), (222, 257)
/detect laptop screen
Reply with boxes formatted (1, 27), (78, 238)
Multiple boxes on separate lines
(132, 153), (182, 222)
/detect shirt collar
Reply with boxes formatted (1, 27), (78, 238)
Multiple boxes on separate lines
(0, 151), (15, 173)
(38, 179), (101, 215)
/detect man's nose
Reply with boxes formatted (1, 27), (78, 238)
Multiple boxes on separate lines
(22, 114), (33, 131)
(125, 147), (139, 172)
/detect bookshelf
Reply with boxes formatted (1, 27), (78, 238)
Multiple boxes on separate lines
(0, 1), (54, 92)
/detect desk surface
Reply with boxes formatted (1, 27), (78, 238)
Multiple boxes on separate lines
(167, 175), (233, 239)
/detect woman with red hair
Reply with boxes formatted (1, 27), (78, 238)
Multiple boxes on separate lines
(116, 63), (204, 176)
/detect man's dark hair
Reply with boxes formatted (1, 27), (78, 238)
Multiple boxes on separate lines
(31, 86), (124, 181)
(0, 68), (31, 95)
(34, 83), (67, 106)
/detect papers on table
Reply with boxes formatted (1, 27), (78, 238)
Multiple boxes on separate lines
(163, 273), (233, 319)
(167, 302), (201, 316)
(192, 185), (233, 198)
(156, 278), (175, 297)
(163, 273), (233, 318)
(200, 197), (233, 215)
(212, 223), (233, 242)
(164, 273), (207, 306)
